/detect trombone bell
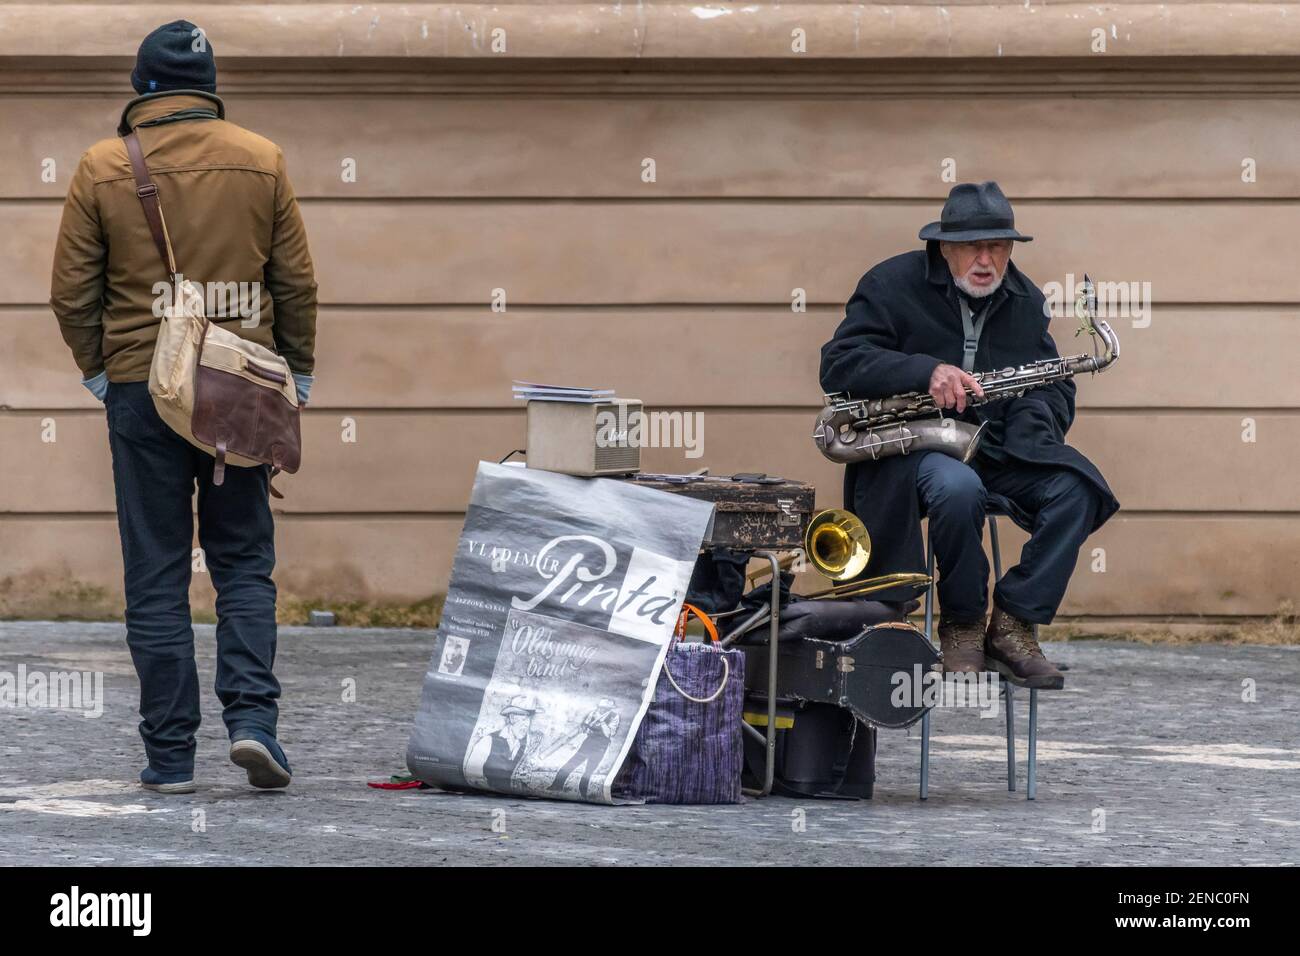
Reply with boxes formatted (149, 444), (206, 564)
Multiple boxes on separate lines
(804, 508), (871, 581)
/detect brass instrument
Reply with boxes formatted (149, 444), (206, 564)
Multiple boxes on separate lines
(746, 507), (930, 599)
(813, 274), (1119, 466)
(804, 508), (871, 580)
(804, 572), (932, 601)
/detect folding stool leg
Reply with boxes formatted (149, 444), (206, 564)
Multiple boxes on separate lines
(924, 528), (936, 643)
(920, 529), (936, 801)
(989, 513), (1003, 581)
(1005, 681), (1016, 792)
(1028, 685), (1039, 800)
(988, 513), (1018, 791)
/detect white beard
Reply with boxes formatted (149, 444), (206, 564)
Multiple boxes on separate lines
(954, 270), (1005, 299)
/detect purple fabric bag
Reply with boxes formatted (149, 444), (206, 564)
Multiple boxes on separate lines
(613, 639), (745, 804)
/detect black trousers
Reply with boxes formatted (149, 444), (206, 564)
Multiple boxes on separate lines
(550, 735), (611, 797)
(916, 451), (1102, 625)
(106, 382), (281, 775)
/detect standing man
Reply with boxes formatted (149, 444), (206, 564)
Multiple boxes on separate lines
(465, 694), (541, 792)
(547, 698), (620, 798)
(819, 182), (1119, 688)
(50, 21), (318, 793)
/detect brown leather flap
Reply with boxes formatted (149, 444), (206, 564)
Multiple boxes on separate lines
(193, 361), (302, 475)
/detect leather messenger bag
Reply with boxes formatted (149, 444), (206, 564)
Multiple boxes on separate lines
(123, 130), (302, 495)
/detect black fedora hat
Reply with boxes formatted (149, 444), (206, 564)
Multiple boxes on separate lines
(919, 181), (1032, 243)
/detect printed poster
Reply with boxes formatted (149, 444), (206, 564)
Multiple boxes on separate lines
(407, 461), (715, 803)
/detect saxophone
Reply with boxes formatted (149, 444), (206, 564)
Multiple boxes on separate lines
(813, 275), (1119, 465)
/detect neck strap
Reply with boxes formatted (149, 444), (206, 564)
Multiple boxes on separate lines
(958, 295), (991, 373)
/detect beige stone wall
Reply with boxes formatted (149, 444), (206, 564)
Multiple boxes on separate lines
(1, 3), (1298, 619)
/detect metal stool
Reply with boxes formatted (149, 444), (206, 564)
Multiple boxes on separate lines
(918, 508), (1040, 801)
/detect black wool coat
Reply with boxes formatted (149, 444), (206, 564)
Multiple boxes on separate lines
(818, 242), (1120, 602)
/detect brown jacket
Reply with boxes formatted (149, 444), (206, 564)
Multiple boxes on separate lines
(50, 91), (317, 384)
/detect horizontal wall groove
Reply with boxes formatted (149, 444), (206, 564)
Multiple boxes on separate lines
(5, 406), (1300, 416)
(16, 65), (1300, 96)
(5, 510), (1300, 520)
(6, 302), (1300, 312)
(11, 196), (1300, 206)
(0, 511), (467, 521)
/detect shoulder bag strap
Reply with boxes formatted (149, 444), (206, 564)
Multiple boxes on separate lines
(124, 130), (211, 346)
(122, 131), (177, 279)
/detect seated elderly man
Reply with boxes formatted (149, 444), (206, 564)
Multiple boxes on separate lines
(818, 181), (1119, 688)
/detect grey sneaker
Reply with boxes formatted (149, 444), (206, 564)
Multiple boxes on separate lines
(140, 768), (196, 794)
(229, 729), (292, 789)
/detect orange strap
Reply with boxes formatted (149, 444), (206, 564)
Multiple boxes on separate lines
(674, 602), (719, 643)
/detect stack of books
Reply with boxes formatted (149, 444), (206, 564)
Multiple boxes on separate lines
(511, 381), (616, 404)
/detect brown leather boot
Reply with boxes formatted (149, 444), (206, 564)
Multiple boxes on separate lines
(938, 618), (986, 674)
(985, 605), (1064, 689)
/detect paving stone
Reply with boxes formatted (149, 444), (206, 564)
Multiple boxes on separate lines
(1, 622), (1296, 865)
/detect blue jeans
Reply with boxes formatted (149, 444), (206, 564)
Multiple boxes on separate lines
(106, 381), (281, 775)
(916, 451), (1102, 626)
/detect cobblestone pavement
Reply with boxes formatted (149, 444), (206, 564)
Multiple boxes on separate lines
(2, 622), (1297, 866)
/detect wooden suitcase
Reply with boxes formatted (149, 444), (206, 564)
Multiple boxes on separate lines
(618, 473), (815, 550)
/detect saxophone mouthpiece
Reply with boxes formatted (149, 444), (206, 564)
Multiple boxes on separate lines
(1074, 272), (1099, 338)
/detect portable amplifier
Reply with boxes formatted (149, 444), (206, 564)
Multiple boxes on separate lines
(525, 399), (643, 477)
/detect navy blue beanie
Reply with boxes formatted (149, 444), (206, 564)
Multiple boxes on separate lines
(131, 20), (216, 95)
